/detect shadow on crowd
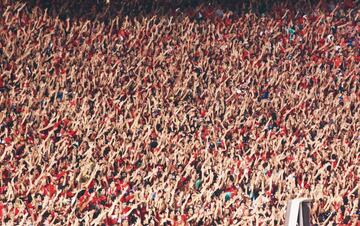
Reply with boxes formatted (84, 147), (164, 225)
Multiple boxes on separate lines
(9, 0), (324, 22)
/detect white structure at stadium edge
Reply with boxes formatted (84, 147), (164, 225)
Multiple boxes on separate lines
(285, 198), (313, 226)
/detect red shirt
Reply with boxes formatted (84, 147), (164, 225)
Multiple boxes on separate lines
(0, 202), (3, 219)
(344, 0), (355, 8)
(105, 216), (117, 225)
(122, 206), (131, 214)
(43, 184), (56, 197)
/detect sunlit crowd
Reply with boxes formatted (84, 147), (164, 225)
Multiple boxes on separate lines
(0, 0), (359, 225)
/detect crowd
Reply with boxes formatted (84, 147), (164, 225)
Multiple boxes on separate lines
(0, 0), (359, 225)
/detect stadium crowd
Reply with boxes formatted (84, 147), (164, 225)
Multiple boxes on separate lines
(0, 0), (359, 225)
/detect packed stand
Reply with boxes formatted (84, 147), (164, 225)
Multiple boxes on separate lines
(0, 0), (359, 225)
